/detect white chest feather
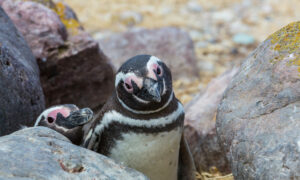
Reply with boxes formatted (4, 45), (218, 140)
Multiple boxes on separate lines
(109, 128), (182, 180)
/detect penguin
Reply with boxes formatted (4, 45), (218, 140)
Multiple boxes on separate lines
(34, 104), (93, 145)
(82, 55), (196, 180)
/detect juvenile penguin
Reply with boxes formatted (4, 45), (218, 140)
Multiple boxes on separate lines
(83, 55), (196, 180)
(35, 104), (93, 145)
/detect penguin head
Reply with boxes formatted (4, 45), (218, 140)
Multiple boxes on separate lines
(34, 104), (93, 144)
(115, 55), (173, 113)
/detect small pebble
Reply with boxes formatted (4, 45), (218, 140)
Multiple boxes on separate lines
(233, 33), (255, 45)
(189, 30), (203, 41)
(119, 11), (143, 26)
(187, 1), (202, 13)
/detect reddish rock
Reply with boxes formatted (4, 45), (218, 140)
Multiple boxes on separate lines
(216, 22), (300, 179)
(39, 34), (114, 111)
(99, 27), (199, 80)
(0, 0), (67, 60)
(184, 68), (238, 173)
(1, 0), (114, 110)
(0, 7), (45, 136)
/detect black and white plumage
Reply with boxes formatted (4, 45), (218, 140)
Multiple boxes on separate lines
(35, 104), (93, 145)
(82, 55), (196, 180)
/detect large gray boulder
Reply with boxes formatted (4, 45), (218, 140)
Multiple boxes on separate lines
(0, 0), (114, 111)
(0, 6), (45, 136)
(0, 127), (148, 180)
(216, 22), (300, 179)
(99, 27), (199, 80)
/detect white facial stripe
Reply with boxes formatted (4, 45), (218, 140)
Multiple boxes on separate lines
(147, 56), (161, 80)
(115, 72), (132, 87)
(90, 102), (183, 147)
(117, 92), (174, 114)
(147, 56), (161, 69)
(115, 72), (143, 89)
(133, 94), (150, 104)
(34, 106), (65, 127)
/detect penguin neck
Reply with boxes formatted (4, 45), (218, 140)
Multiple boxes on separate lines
(113, 91), (178, 119)
(114, 91), (176, 114)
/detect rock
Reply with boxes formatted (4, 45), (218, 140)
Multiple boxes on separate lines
(195, 41), (209, 48)
(232, 33), (255, 45)
(39, 33), (114, 111)
(184, 68), (238, 173)
(0, 7), (45, 136)
(230, 21), (250, 34)
(0, 0), (67, 60)
(216, 22), (300, 179)
(187, 1), (202, 13)
(212, 10), (235, 23)
(189, 30), (204, 42)
(119, 11), (143, 26)
(0, 127), (148, 180)
(1, 0), (114, 111)
(99, 27), (199, 80)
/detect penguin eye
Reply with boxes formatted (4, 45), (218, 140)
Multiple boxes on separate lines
(125, 82), (132, 90)
(122, 74), (143, 93)
(123, 80), (133, 93)
(155, 65), (163, 77)
(47, 117), (55, 124)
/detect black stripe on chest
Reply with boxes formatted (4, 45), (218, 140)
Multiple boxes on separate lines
(97, 113), (184, 156)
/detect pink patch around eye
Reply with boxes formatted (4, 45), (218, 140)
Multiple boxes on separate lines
(48, 108), (71, 119)
(156, 65), (163, 76)
(152, 63), (158, 69)
(124, 75), (143, 91)
(124, 77), (133, 93)
(148, 63), (163, 80)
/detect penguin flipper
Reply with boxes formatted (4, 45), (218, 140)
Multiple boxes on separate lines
(178, 133), (196, 180)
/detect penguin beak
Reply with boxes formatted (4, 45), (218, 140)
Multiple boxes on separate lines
(56, 108), (94, 129)
(70, 108), (94, 126)
(144, 78), (161, 103)
(79, 108), (93, 121)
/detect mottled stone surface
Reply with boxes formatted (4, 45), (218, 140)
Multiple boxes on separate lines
(0, 7), (45, 136)
(38, 34), (114, 111)
(99, 27), (199, 80)
(0, 0), (114, 111)
(0, 0), (67, 60)
(184, 68), (238, 173)
(216, 22), (300, 179)
(0, 127), (148, 180)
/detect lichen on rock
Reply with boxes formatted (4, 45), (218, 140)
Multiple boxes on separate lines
(26, 0), (82, 35)
(53, 1), (81, 35)
(268, 21), (300, 74)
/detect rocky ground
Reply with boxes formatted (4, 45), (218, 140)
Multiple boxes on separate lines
(64, 0), (300, 104)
